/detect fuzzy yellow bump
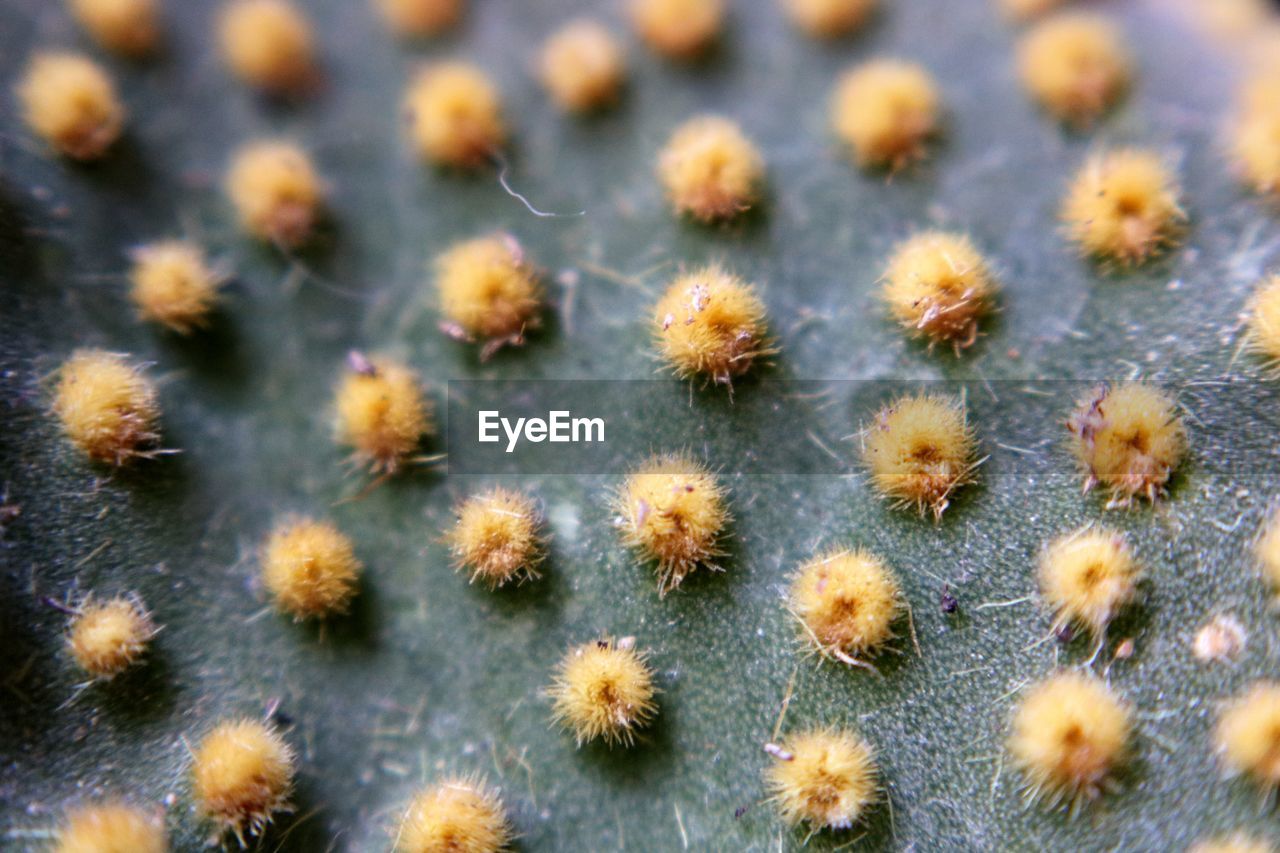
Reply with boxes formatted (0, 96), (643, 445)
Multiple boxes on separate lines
(67, 595), (156, 680)
(616, 453), (728, 595)
(333, 353), (432, 474)
(1254, 505), (1280, 600)
(445, 487), (543, 588)
(53, 349), (161, 465)
(18, 53), (124, 160)
(1232, 77), (1280, 197)
(1246, 275), (1280, 367)
(1215, 681), (1280, 792)
(880, 231), (997, 352)
(1017, 14), (1130, 126)
(376, 0), (462, 38)
(1191, 834), (1277, 853)
(225, 140), (323, 247)
(629, 0), (723, 59)
(540, 20), (626, 114)
(657, 116), (764, 222)
(783, 0), (876, 39)
(653, 265), (770, 386)
(435, 234), (541, 354)
(789, 549), (902, 667)
(261, 517), (362, 620)
(1038, 526), (1138, 640)
(56, 801), (167, 853)
(1061, 148), (1185, 266)
(549, 637), (658, 747)
(831, 59), (940, 170)
(218, 0), (315, 94)
(862, 393), (977, 520)
(1066, 382), (1185, 506)
(129, 241), (222, 334)
(404, 62), (506, 169)
(765, 727), (878, 829)
(395, 778), (510, 853)
(999, 0), (1068, 22)
(192, 718), (295, 843)
(68, 0), (160, 56)
(1008, 670), (1131, 809)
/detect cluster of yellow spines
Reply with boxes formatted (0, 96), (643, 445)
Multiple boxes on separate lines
(394, 778), (512, 852)
(55, 801), (167, 853)
(66, 594), (157, 680)
(333, 353), (433, 473)
(191, 717), (296, 843)
(548, 636), (658, 746)
(1231, 74), (1280, 197)
(22, 0), (1280, 845)
(657, 116), (765, 222)
(1066, 382), (1186, 506)
(225, 140), (325, 247)
(445, 487), (544, 588)
(128, 240), (223, 334)
(880, 231), (999, 352)
(652, 265), (771, 385)
(261, 517), (364, 620)
(18, 52), (124, 160)
(615, 453), (729, 595)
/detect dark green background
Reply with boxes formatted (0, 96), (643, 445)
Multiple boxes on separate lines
(2, 0), (1279, 849)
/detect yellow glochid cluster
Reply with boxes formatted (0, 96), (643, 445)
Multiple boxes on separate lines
(783, 0), (877, 39)
(1060, 148), (1186, 266)
(653, 265), (770, 386)
(861, 393), (977, 520)
(225, 141), (325, 247)
(657, 116), (764, 222)
(1017, 14), (1130, 126)
(765, 727), (878, 830)
(880, 231), (998, 352)
(548, 636), (658, 747)
(394, 778), (511, 853)
(616, 453), (729, 595)
(1007, 670), (1131, 810)
(404, 62), (506, 169)
(1254, 505), (1280, 601)
(53, 349), (161, 465)
(629, 0), (724, 60)
(67, 595), (157, 680)
(540, 20), (626, 114)
(192, 717), (295, 843)
(1037, 526), (1140, 641)
(68, 0), (160, 57)
(128, 240), (223, 334)
(261, 517), (363, 620)
(831, 59), (941, 170)
(56, 801), (167, 853)
(1190, 834), (1278, 853)
(1231, 74), (1280, 197)
(434, 234), (542, 356)
(1215, 681), (1280, 793)
(789, 549), (902, 668)
(1066, 382), (1186, 506)
(445, 487), (544, 588)
(1246, 274), (1280, 368)
(218, 0), (316, 94)
(19, 53), (124, 160)
(376, 0), (463, 38)
(333, 353), (433, 474)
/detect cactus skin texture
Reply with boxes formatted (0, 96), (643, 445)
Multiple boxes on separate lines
(2, 0), (1280, 850)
